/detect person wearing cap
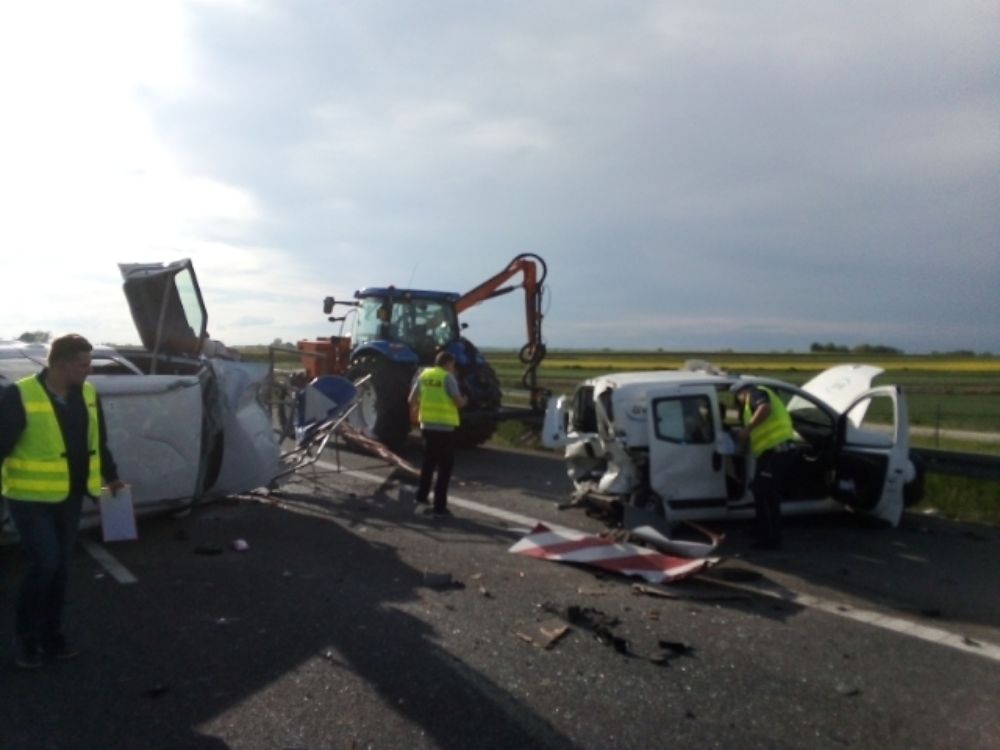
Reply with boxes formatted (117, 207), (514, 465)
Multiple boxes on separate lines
(0, 334), (125, 668)
(731, 382), (796, 549)
(408, 350), (467, 517)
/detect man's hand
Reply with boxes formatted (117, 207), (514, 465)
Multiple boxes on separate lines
(106, 479), (126, 497)
(732, 427), (749, 451)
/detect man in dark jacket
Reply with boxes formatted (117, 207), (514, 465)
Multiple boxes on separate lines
(0, 334), (124, 668)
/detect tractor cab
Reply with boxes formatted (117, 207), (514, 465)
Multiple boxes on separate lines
(353, 288), (461, 365)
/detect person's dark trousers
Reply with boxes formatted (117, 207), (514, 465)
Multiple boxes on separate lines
(751, 448), (794, 545)
(417, 429), (456, 511)
(7, 494), (84, 649)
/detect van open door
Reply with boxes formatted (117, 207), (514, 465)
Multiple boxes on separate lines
(647, 386), (729, 518)
(542, 395), (569, 449)
(832, 385), (910, 526)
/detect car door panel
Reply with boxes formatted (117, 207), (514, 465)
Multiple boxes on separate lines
(833, 385), (908, 526)
(647, 387), (729, 515)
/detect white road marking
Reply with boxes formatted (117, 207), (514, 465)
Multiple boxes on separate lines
(316, 459), (1000, 665)
(81, 538), (138, 584)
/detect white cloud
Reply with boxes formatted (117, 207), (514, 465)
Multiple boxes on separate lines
(2, 1), (997, 353)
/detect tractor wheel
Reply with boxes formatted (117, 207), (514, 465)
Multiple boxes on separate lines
(345, 356), (413, 450)
(455, 361), (502, 448)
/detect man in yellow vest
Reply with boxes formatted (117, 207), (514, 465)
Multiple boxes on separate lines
(731, 382), (796, 550)
(0, 334), (125, 668)
(407, 351), (467, 518)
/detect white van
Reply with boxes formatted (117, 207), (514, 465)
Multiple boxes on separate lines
(543, 363), (924, 527)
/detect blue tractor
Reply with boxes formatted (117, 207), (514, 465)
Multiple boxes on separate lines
(300, 254), (548, 450)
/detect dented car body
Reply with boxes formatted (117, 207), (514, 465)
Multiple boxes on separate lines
(543, 364), (923, 527)
(1, 260), (280, 539)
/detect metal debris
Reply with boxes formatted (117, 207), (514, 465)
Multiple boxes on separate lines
(538, 621), (571, 649)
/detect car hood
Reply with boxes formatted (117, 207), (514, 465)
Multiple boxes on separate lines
(797, 364), (884, 415)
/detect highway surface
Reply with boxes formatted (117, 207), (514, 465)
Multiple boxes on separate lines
(1, 440), (998, 749)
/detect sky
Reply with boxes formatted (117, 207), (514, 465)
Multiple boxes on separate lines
(1, 0), (997, 353)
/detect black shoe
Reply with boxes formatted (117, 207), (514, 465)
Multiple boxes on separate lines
(42, 635), (80, 661)
(431, 507), (453, 518)
(14, 639), (42, 670)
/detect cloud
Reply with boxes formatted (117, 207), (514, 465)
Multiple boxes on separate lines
(1, 0), (996, 353)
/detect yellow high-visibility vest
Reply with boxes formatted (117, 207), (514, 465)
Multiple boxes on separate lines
(742, 385), (795, 457)
(1, 376), (102, 502)
(417, 367), (460, 427)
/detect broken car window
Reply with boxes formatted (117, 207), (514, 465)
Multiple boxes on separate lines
(652, 395), (714, 444)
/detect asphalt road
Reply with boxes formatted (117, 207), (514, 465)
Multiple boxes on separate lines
(1, 440), (998, 750)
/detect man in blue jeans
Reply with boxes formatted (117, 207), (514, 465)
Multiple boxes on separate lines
(0, 334), (124, 669)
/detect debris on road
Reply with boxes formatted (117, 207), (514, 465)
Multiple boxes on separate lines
(631, 583), (752, 602)
(538, 621), (571, 649)
(622, 507), (723, 558)
(836, 684), (862, 697)
(231, 538), (249, 552)
(509, 523), (713, 584)
(423, 571), (464, 591)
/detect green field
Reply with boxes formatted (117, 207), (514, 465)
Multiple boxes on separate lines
(247, 345), (999, 436)
(488, 349), (1000, 434)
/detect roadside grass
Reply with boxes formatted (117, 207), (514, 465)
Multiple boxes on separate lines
(915, 475), (1000, 527)
(490, 350), (1000, 432)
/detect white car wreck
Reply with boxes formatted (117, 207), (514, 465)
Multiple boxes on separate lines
(543, 363), (924, 528)
(1, 259), (280, 540)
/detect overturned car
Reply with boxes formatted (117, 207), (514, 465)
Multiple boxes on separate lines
(543, 363), (924, 527)
(1, 260), (280, 539)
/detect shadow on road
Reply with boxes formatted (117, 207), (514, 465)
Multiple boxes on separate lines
(0, 491), (577, 750)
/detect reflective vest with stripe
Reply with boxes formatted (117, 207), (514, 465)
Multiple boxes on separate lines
(1, 376), (102, 502)
(417, 367), (460, 427)
(742, 386), (795, 458)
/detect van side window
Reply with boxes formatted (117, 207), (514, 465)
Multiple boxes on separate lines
(653, 395), (714, 444)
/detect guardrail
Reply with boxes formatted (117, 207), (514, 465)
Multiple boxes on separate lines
(912, 448), (1000, 480)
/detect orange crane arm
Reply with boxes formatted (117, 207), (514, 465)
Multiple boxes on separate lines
(456, 253), (548, 410)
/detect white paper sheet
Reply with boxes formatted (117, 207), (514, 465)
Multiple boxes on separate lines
(99, 485), (138, 542)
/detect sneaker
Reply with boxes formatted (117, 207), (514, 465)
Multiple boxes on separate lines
(41, 635), (80, 661)
(431, 507), (453, 518)
(14, 639), (42, 670)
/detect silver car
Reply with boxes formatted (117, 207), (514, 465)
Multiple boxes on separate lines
(1, 259), (280, 540)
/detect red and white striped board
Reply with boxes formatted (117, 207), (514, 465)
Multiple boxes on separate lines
(509, 523), (710, 584)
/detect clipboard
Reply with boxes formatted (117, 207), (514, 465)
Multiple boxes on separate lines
(99, 485), (138, 542)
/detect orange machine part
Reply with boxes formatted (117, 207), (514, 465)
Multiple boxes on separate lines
(297, 337), (351, 379)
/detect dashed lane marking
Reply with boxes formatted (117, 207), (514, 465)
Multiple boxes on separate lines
(317, 459), (1000, 665)
(81, 538), (138, 584)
